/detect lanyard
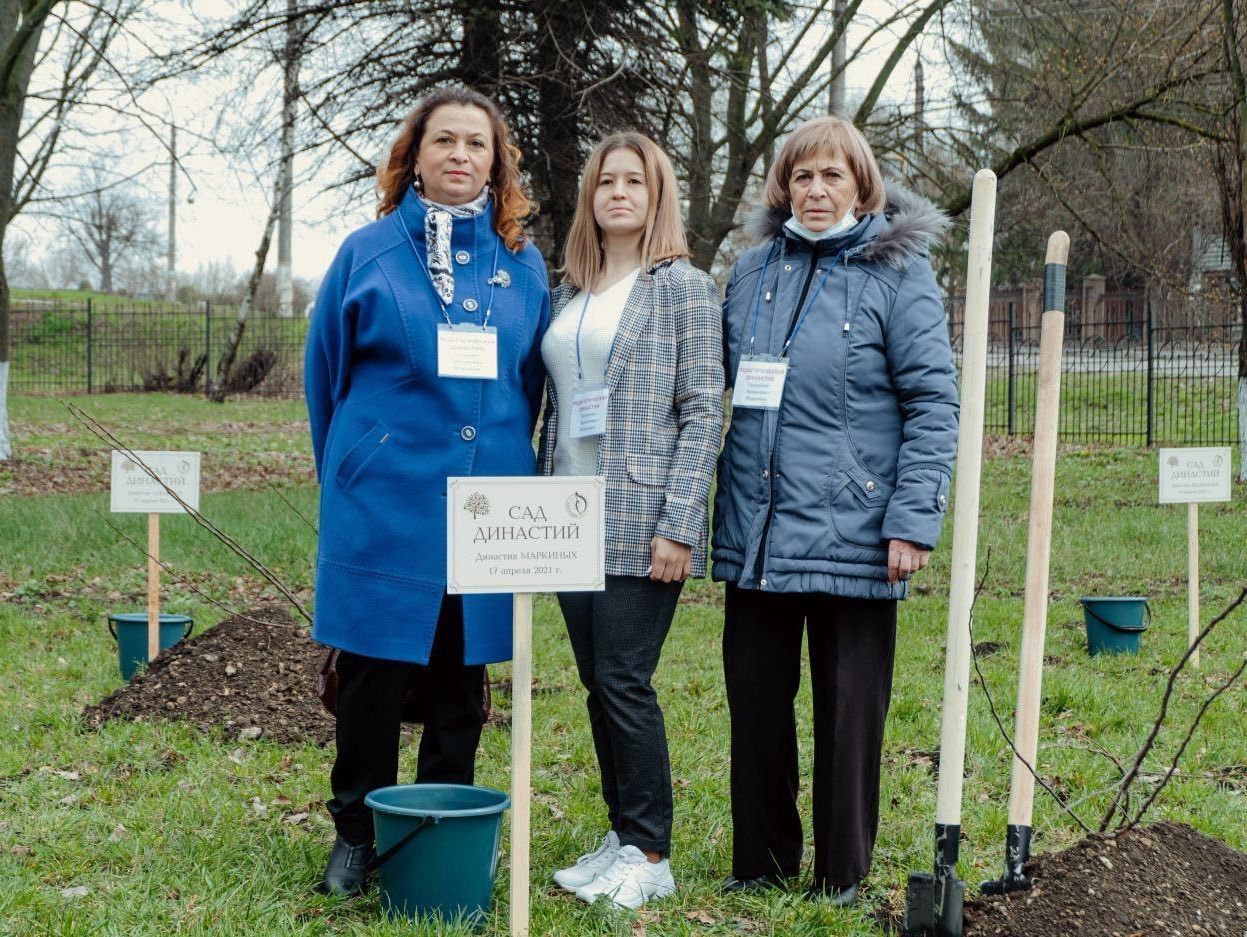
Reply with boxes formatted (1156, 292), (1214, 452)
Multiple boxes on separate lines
(574, 290), (593, 382)
(395, 208), (501, 327)
(746, 238), (850, 358)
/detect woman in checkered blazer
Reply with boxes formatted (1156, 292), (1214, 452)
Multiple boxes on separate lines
(536, 132), (724, 909)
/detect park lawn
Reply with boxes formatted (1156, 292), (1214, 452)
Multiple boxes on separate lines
(0, 395), (1243, 936)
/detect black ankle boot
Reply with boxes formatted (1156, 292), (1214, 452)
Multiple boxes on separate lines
(317, 835), (375, 896)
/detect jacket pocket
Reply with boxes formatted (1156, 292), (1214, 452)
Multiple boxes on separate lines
(335, 421), (391, 488)
(627, 453), (670, 488)
(829, 465), (894, 548)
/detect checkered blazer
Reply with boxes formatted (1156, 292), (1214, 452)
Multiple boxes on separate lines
(537, 258), (725, 577)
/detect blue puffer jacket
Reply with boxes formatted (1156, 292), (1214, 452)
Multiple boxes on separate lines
(712, 186), (959, 600)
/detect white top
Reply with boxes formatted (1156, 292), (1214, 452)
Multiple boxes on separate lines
(541, 268), (640, 476)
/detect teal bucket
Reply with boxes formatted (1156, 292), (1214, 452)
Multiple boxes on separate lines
(365, 783), (510, 926)
(1080, 597), (1150, 656)
(108, 613), (193, 680)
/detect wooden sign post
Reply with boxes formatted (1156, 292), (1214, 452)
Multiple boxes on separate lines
(446, 475), (606, 937)
(109, 451), (201, 668)
(1159, 447), (1232, 667)
(904, 169), (997, 937)
(982, 231), (1070, 895)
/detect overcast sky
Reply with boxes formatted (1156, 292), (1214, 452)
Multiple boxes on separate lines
(11, 2), (948, 289)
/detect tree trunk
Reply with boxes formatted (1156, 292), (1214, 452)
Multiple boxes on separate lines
(276, 0), (298, 318)
(208, 166), (284, 402)
(0, 0), (54, 460)
(532, 4), (583, 261)
(1221, 0), (1247, 480)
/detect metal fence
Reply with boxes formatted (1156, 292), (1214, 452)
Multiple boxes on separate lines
(948, 289), (1241, 445)
(9, 293), (1243, 446)
(9, 300), (309, 398)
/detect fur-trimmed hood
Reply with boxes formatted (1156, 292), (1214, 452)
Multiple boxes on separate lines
(744, 183), (949, 270)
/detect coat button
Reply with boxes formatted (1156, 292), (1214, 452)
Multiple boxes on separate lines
(939, 494), (948, 507)
(460, 426), (476, 441)
(455, 250), (470, 264)
(761, 469), (769, 479)
(784, 264), (793, 271)
(865, 480), (876, 492)
(760, 578), (768, 587)
(463, 298), (479, 312)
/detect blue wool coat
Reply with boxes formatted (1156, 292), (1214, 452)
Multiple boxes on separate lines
(712, 187), (959, 599)
(305, 190), (549, 665)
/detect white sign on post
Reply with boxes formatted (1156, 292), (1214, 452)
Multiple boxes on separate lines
(446, 474), (605, 937)
(1158, 447), (1232, 504)
(446, 475), (605, 594)
(110, 451), (201, 513)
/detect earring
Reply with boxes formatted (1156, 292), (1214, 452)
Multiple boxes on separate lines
(413, 173), (423, 192)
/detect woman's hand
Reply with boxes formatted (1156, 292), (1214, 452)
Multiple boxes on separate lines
(650, 536), (692, 583)
(887, 538), (931, 584)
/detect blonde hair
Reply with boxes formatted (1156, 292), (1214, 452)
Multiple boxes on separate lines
(561, 132), (689, 291)
(764, 116), (886, 217)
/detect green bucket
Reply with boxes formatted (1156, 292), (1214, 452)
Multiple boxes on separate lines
(365, 783), (510, 926)
(1080, 597), (1150, 656)
(108, 612), (193, 680)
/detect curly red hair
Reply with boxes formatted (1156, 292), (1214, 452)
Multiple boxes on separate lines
(376, 87), (531, 252)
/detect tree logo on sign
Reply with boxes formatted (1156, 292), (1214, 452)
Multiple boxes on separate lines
(463, 492), (491, 519)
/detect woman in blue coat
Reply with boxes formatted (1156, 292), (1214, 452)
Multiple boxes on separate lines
(713, 116), (958, 905)
(305, 86), (549, 895)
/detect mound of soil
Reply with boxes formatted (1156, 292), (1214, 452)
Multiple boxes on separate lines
(84, 605), (335, 745)
(964, 822), (1247, 936)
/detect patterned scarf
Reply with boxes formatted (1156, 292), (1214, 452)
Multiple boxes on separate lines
(418, 184), (490, 306)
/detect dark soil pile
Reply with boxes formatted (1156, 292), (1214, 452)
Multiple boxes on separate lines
(964, 822), (1247, 936)
(84, 605), (335, 745)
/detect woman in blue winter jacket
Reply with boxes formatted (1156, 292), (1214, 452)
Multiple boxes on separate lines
(712, 116), (959, 905)
(304, 86), (549, 896)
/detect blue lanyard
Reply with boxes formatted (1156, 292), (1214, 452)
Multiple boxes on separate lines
(746, 238), (850, 358)
(574, 290), (593, 382)
(395, 208), (500, 327)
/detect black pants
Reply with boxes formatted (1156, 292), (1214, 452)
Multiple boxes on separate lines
(723, 583), (897, 888)
(558, 575), (683, 856)
(327, 594), (486, 844)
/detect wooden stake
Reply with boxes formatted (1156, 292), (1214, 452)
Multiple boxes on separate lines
(1188, 502), (1200, 669)
(1006, 232), (1070, 833)
(510, 592), (532, 937)
(933, 169), (997, 833)
(147, 512), (160, 662)
(906, 169), (996, 936)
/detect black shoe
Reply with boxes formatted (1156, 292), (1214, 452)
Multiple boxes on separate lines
(721, 872), (789, 894)
(317, 835), (375, 896)
(805, 880), (859, 906)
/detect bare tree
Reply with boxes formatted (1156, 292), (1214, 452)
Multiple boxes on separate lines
(1, 0), (136, 460)
(54, 166), (159, 292)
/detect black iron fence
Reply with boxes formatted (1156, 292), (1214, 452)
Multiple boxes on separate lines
(9, 300), (308, 398)
(948, 290), (1241, 446)
(10, 294), (1243, 446)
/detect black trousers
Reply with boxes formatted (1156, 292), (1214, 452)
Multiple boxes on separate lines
(327, 594), (486, 844)
(723, 583), (897, 888)
(558, 575), (684, 856)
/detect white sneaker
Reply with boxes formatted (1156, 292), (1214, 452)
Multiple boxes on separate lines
(574, 844), (676, 909)
(553, 831), (621, 892)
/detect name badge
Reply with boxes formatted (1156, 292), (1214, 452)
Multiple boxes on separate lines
(437, 323), (498, 380)
(568, 385), (610, 438)
(733, 355), (788, 410)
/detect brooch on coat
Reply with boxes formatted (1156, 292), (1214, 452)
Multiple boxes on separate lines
(487, 269), (511, 288)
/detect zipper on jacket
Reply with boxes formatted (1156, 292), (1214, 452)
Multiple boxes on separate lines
(753, 239), (823, 586)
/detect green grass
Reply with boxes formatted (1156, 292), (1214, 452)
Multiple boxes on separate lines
(0, 396), (1244, 935)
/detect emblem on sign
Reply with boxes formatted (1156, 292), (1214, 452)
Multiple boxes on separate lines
(565, 491), (589, 518)
(463, 492), (491, 519)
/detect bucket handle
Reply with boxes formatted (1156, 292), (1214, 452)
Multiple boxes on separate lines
(365, 815), (437, 873)
(107, 617), (194, 641)
(1083, 600), (1152, 632)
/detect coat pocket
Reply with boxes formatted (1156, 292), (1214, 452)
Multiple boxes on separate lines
(334, 421), (391, 488)
(626, 453), (670, 488)
(829, 466), (894, 548)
